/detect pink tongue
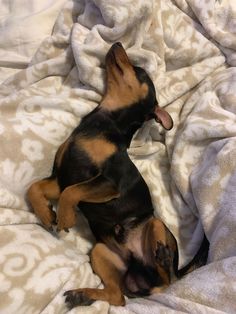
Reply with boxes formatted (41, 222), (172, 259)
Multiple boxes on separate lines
(155, 107), (173, 130)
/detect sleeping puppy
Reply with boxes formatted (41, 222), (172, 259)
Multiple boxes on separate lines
(27, 42), (208, 308)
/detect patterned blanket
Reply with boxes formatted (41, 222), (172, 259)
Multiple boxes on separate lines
(1, 0), (236, 313)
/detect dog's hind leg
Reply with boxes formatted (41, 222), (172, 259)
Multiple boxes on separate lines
(143, 218), (178, 291)
(56, 176), (120, 232)
(64, 243), (126, 308)
(27, 177), (60, 230)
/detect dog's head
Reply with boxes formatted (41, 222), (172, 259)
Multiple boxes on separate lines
(101, 43), (173, 137)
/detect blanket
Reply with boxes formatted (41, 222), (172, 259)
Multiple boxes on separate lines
(1, 0), (236, 313)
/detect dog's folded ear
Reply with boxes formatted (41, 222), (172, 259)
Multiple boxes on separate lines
(155, 107), (173, 130)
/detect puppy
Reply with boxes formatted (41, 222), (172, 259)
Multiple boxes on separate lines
(27, 42), (208, 308)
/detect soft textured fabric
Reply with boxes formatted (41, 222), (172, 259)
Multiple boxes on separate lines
(1, 0), (236, 313)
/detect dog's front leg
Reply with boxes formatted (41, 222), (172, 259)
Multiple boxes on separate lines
(64, 243), (126, 308)
(57, 176), (120, 232)
(27, 178), (60, 230)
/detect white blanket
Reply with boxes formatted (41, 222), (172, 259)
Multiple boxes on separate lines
(1, 0), (236, 313)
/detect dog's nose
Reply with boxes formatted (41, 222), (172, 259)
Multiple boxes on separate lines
(112, 42), (123, 49)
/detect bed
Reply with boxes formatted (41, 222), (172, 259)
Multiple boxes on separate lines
(1, 0), (236, 313)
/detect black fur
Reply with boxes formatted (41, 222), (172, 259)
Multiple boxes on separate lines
(123, 255), (164, 297)
(54, 65), (157, 242)
(41, 43), (208, 300)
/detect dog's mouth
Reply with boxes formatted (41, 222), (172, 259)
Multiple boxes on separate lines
(105, 42), (132, 75)
(110, 50), (124, 75)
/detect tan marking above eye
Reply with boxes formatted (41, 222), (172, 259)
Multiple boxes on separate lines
(141, 83), (148, 97)
(77, 136), (117, 165)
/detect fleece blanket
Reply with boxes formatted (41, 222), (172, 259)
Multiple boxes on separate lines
(1, 0), (236, 313)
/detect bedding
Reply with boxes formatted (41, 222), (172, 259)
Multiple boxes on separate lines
(1, 0), (236, 313)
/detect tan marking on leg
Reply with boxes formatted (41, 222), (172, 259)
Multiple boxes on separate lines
(143, 217), (173, 286)
(27, 178), (60, 228)
(156, 264), (170, 286)
(65, 243), (126, 306)
(77, 136), (117, 166)
(151, 285), (168, 294)
(57, 176), (120, 231)
(143, 217), (167, 262)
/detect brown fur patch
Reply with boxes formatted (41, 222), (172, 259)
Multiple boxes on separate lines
(90, 243), (126, 305)
(27, 178), (60, 228)
(151, 285), (168, 294)
(77, 136), (117, 166)
(101, 79), (148, 111)
(143, 218), (167, 261)
(64, 243), (126, 306)
(142, 218), (174, 285)
(123, 220), (149, 260)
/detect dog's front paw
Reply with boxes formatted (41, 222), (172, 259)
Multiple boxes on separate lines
(36, 202), (56, 231)
(56, 206), (77, 232)
(155, 241), (174, 271)
(64, 289), (94, 309)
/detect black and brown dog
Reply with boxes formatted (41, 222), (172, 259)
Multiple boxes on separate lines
(27, 43), (208, 308)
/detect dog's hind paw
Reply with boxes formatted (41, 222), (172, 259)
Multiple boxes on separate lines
(155, 241), (174, 271)
(64, 290), (94, 308)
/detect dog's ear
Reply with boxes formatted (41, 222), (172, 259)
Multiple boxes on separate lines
(155, 107), (173, 130)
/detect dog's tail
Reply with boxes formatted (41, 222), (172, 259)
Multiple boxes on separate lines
(177, 234), (209, 278)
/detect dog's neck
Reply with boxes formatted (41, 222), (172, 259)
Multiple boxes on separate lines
(109, 109), (144, 147)
(116, 120), (142, 147)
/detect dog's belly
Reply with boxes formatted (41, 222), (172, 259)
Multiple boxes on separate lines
(97, 217), (152, 264)
(79, 176), (154, 240)
(79, 201), (153, 243)
(123, 220), (147, 261)
(105, 218), (163, 297)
